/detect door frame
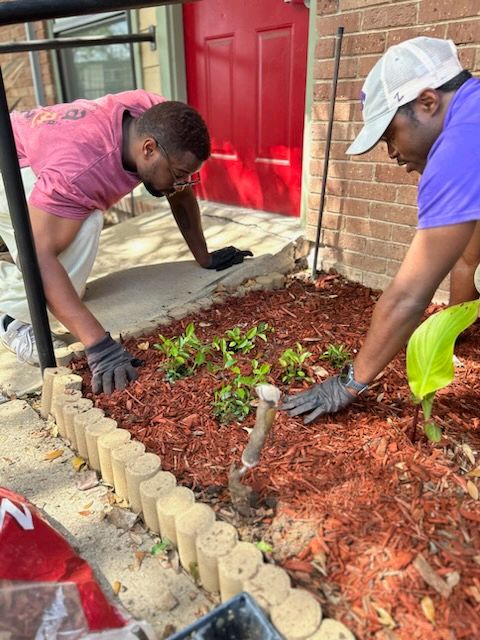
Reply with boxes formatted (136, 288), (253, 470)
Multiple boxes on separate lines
(160, 0), (318, 224)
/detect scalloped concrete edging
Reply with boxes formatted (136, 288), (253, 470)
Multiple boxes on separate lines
(42, 360), (356, 640)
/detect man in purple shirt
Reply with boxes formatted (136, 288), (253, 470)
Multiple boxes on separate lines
(282, 36), (480, 423)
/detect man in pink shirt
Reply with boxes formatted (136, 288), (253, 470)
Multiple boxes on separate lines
(0, 90), (252, 393)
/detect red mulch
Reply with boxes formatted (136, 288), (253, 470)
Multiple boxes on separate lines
(73, 274), (480, 640)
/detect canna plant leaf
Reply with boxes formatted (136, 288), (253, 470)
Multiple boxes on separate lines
(407, 300), (480, 403)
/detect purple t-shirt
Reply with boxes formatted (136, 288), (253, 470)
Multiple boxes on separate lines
(11, 90), (165, 220)
(418, 77), (480, 229)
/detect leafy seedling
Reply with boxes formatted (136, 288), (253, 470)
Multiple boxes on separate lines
(406, 299), (480, 443)
(150, 538), (173, 556)
(213, 322), (271, 355)
(154, 322), (210, 382)
(279, 343), (313, 383)
(320, 343), (351, 369)
(255, 540), (273, 554)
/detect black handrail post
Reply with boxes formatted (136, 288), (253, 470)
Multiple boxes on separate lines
(0, 68), (56, 373)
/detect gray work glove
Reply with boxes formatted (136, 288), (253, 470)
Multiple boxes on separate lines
(85, 333), (142, 395)
(280, 376), (355, 424)
(207, 246), (253, 271)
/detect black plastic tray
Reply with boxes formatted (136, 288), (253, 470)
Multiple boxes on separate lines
(167, 592), (283, 640)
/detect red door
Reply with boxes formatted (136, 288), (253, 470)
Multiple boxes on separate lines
(183, 0), (309, 217)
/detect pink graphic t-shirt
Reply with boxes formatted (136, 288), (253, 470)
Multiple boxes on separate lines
(11, 90), (165, 220)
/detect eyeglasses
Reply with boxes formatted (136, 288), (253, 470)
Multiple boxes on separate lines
(154, 138), (201, 192)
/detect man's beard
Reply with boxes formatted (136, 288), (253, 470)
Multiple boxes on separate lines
(143, 181), (173, 198)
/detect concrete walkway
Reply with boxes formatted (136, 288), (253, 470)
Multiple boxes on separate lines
(0, 200), (303, 398)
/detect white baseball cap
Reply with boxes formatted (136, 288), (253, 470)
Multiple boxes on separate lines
(347, 37), (463, 155)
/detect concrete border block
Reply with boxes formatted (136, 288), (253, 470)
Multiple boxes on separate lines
(243, 564), (291, 613)
(73, 407), (105, 459)
(175, 503), (216, 572)
(63, 398), (93, 447)
(218, 541), (263, 602)
(40, 366), (71, 418)
(270, 589), (323, 640)
(97, 428), (131, 485)
(157, 486), (195, 546)
(139, 471), (176, 533)
(111, 440), (146, 500)
(85, 417), (117, 471)
(195, 521), (238, 593)
(52, 389), (82, 437)
(304, 619), (356, 640)
(67, 341), (85, 359)
(125, 452), (161, 513)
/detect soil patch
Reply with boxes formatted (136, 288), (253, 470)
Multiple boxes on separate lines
(73, 274), (480, 640)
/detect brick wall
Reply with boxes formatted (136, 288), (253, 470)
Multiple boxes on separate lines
(308, 0), (480, 301)
(0, 20), (56, 110)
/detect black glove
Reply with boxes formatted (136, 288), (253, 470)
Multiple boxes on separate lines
(85, 333), (142, 395)
(280, 376), (355, 424)
(207, 246), (253, 271)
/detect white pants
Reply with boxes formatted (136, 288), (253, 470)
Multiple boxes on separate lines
(0, 167), (103, 324)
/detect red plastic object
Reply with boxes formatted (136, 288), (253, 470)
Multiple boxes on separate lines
(0, 487), (125, 631)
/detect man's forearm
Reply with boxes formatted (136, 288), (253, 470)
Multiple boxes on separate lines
(352, 286), (427, 384)
(38, 253), (106, 347)
(168, 189), (210, 267)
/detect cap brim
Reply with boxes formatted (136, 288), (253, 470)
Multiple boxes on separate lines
(346, 110), (396, 155)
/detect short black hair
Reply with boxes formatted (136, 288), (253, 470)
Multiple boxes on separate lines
(135, 101), (211, 161)
(397, 69), (472, 119)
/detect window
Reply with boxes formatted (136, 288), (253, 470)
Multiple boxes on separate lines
(54, 12), (135, 101)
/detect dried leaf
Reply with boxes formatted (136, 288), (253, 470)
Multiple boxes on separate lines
(78, 510), (92, 517)
(474, 555), (480, 566)
(82, 500), (94, 510)
(137, 341), (150, 351)
(376, 392), (384, 403)
(71, 456), (86, 472)
(76, 470), (98, 491)
(312, 365), (329, 378)
(446, 571), (460, 589)
(421, 596), (435, 623)
(44, 449), (63, 461)
(372, 604), (396, 629)
(466, 480), (479, 500)
(462, 444), (476, 465)
(132, 551), (146, 570)
(466, 466), (480, 478)
(112, 580), (121, 595)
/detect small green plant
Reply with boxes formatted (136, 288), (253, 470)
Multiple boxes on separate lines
(150, 539), (172, 555)
(320, 343), (351, 369)
(154, 322), (209, 382)
(255, 540), (273, 554)
(278, 343), (313, 383)
(212, 360), (272, 424)
(406, 300), (480, 443)
(213, 322), (271, 355)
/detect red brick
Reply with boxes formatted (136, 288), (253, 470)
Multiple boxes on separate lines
(358, 53), (384, 77)
(316, 0), (339, 16)
(457, 47), (476, 70)
(396, 185), (418, 206)
(320, 229), (340, 247)
(313, 79), (363, 101)
(386, 24), (446, 47)
(345, 216), (393, 241)
(419, 0), (480, 23)
(337, 232), (367, 252)
(375, 163), (419, 186)
(330, 161), (374, 181)
(346, 180), (397, 202)
(446, 20), (480, 45)
(313, 102), (357, 122)
(341, 252), (387, 275)
(366, 239), (408, 261)
(314, 56), (358, 81)
(386, 259), (403, 277)
(362, 3), (418, 30)
(339, 0), (386, 10)
(393, 225), (416, 244)
(316, 12), (362, 38)
(325, 195), (370, 217)
(315, 38), (335, 60)
(363, 273), (392, 292)
(369, 202), (417, 226)
(342, 32), (387, 56)
(323, 212), (343, 231)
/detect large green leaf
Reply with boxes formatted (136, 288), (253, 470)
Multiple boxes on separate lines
(406, 299), (480, 402)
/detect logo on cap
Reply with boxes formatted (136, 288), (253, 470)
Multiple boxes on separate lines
(360, 90), (366, 111)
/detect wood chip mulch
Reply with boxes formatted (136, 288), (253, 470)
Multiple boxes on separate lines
(73, 274), (480, 640)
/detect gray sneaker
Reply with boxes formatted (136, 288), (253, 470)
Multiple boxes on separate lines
(0, 315), (66, 366)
